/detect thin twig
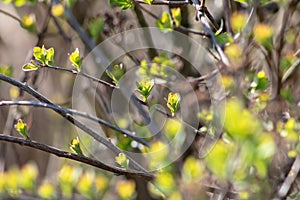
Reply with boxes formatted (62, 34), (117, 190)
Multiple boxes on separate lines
(275, 155), (300, 199)
(193, 3), (230, 67)
(0, 100), (150, 147)
(0, 9), (22, 24)
(0, 74), (149, 173)
(133, 0), (189, 6)
(0, 134), (154, 180)
(44, 65), (118, 88)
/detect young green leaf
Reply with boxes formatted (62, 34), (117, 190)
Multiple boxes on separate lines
(105, 64), (125, 86)
(280, 88), (295, 103)
(21, 14), (36, 32)
(156, 12), (173, 32)
(171, 8), (181, 27)
(69, 48), (82, 71)
(109, 0), (134, 10)
(106, 70), (118, 86)
(0, 65), (13, 77)
(22, 62), (40, 71)
(51, 4), (64, 17)
(167, 92), (180, 116)
(45, 48), (55, 66)
(69, 137), (83, 155)
(88, 17), (104, 42)
(136, 78), (154, 102)
(143, 0), (153, 4)
(33, 45), (46, 65)
(15, 119), (29, 139)
(32, 45), (55, 66)
(115, 153), (129, 169)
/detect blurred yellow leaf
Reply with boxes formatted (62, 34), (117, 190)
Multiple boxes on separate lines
(231, 12), (248, 33)
(116, 180), (136, 199)
(51, 4), (65, 17)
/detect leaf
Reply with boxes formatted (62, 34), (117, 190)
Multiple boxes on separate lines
(156, 12), (173, 32)
(69, 137), (83, 155)
(136, 78), (154, 102)
(106, 70), (118, 86)
(15, 119), (29, 139)
(33, 45), (46, 65)
(45, 48), (55, 66)
(22, 62), (40, 71)
(171, 8), (181, 27)
(167, 92), (180, 116)
(51, 4), (64, 17)
(115, 153), (129, 169)
(280, 88), (295, 103)
(109, 0), (134, 10)
(143, 0), (153, 4)
(0, 65), (13, 77)
(88, 17), (104, 42)
(21, 14), (36, 32)
(69, 48), (82, 71)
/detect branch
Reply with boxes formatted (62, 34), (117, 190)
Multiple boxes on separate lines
(0, 74), (149, 173)
(274, 155), (300, 199)
(0, 9), (22, 24)
(44, 65), (118, 89)
(0, 134), (154, 181)
(133, 0), (189, 6)
(0, 100), (150, 147)
(192, 3), (230, 67)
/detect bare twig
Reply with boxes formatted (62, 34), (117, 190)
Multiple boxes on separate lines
(0, 9), (22, 24)
(133, 0), (189, 6)
(44, 65), (118, 88)
(272, 0), (299, 99)
(0, 100), (150, 147)
(0, 74), (149, 173)
(275, 155), (300, 199)
(0, 134), (154, 180)
(192, 3), (230, 67)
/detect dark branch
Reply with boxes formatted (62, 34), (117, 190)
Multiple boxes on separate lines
(0, 134), (154, 181)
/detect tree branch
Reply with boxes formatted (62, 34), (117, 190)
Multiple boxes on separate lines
(0, 73), (149, 173)
(0, 100), (149, 147)
(0, 134), (154, 181)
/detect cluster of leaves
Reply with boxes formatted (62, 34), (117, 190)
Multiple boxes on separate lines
(22, 45), (55, 71)
(0, 162), (117, 200)
(2, 0), (37, 7)
(138, 53), (176, 78)
(156, 9), (181, 32)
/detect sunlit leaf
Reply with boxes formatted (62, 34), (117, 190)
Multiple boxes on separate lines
(116, 180), (136, 199)
(88, 17), (104, 42)
(51, 4), (64, 17)
(14, 119), (29, 139)
(21, 14), (36, 32)
(69, 48), (82, 71)
(156, 12), (173, 32)
(171, 8), (181, 27)
(69, 137), (83, 155)
(109, 0), (134, 10)
(167, 92), (180, 116)
(115, 153), (129, 169)
(136, 78), (154, 102)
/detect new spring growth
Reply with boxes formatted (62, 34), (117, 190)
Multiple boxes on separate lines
(69, 48), (82, 72)
(167, 92), (181, 117)
(15, 119), (29, 139)
(115, 153), (129, 169)
(22, 45), (54, 71)
(33, 45), (55, 66)
(69, 137), (83, 155)
(136, 78), (154, 102)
